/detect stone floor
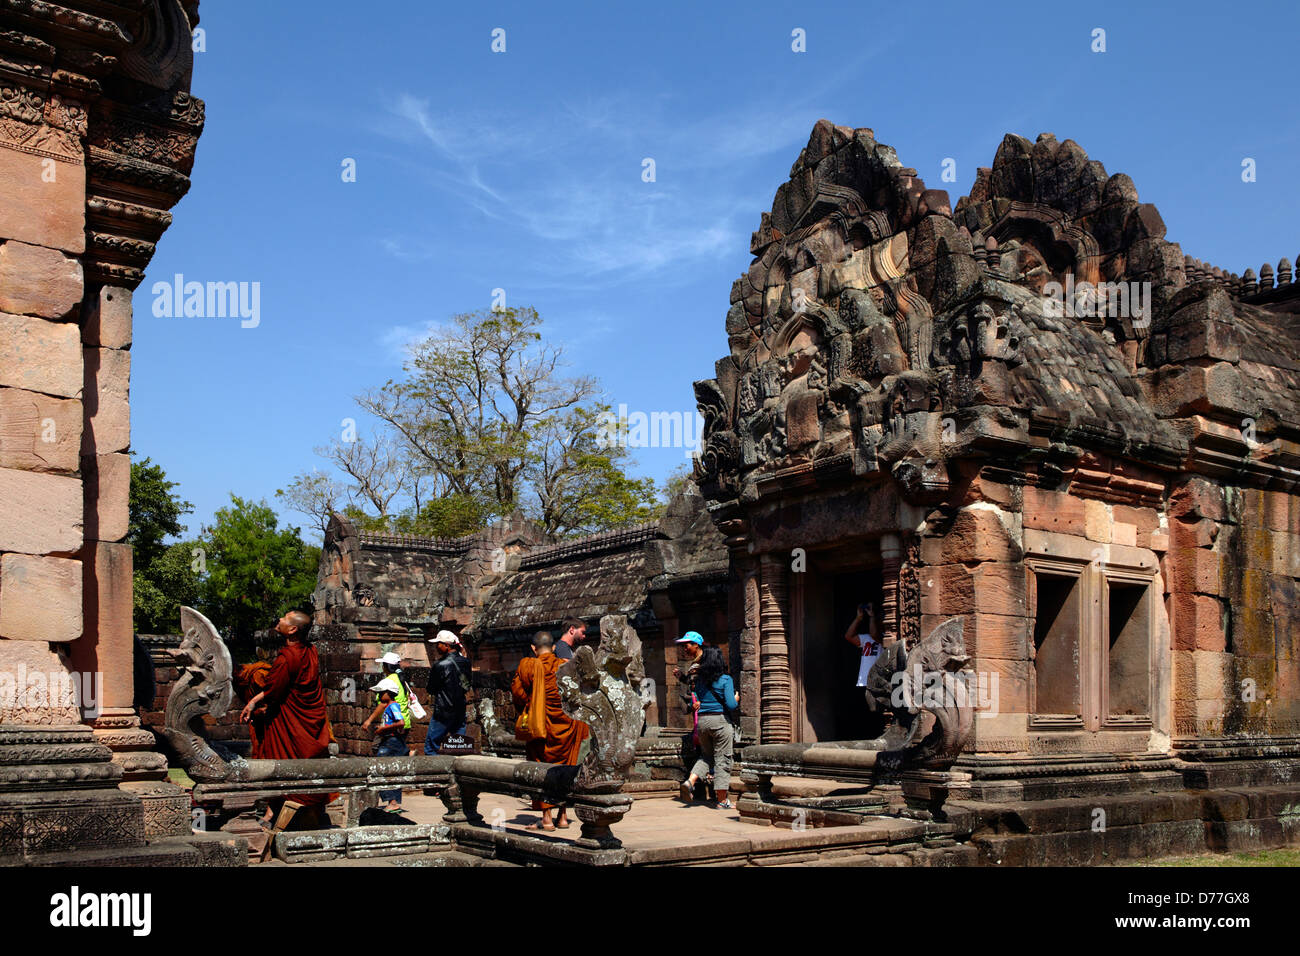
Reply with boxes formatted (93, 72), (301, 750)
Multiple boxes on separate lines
(379, 787), (933, 865)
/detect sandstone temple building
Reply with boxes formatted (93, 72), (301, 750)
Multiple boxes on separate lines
(3, 1), (1299, 867)
(691, 120), (1300, 797)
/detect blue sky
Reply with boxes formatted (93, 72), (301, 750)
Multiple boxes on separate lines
(136, 0), (1300, 539)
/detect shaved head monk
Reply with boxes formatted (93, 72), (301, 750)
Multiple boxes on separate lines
(239, 610), (332, 826)
(511, 631), (590, 831)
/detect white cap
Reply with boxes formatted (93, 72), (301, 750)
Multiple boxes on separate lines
(428, 630), (460, 645)
(378, 651), (401, 666)
(373, 676), (401, 696)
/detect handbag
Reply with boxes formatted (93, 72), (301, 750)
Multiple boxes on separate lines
(514, 660), (548, 742)
(402, 676), (427, 721)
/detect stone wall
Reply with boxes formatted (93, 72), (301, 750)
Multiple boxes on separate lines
(0, 3), (204, 783)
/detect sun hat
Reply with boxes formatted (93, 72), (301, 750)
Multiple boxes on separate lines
(372, 676), (402, 696)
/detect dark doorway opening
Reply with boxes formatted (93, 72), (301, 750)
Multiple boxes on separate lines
(799, 548), (883, 742)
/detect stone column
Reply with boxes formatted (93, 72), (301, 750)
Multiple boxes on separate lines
(71, 285), (166, 779)
(879, 533), (902, 645)
(758, 553), (792, 743)
(0, 0), (207, 860)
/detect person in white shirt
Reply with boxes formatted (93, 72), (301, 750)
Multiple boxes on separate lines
(843, 602), (882, 689)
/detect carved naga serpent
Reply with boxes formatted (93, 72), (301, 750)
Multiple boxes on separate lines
(161, 606), (235, 781)
(866, 616), (975, 771)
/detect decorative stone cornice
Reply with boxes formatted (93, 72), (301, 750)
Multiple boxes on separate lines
(0, 1), (204, 289)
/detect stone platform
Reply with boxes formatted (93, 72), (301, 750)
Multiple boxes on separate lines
(254, 774), (1300, 867)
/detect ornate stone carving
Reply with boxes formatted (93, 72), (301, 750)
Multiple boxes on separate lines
(866, 616), (974, 770)
(556, 614), (644, 792)
(161, 606), (235, 781)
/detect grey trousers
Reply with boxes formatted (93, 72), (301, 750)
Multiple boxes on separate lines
(690, 714), (734, 793)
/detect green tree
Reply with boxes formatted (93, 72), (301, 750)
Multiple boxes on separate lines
(129, 456), (193, 570)
(129, 457), (199, 633)
(355, 306), (657, 536)
(133, 542), (201, 634)
(199, 495), (320, 645)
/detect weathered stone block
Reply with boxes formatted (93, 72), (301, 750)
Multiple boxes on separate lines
(0, 553), (82, 642)
(81, 347), (130, 455)
(1169, 548), (1222, 595)
(83, 452), (130, 542)
(0, 387), (81, 473)
(0, 466), (82, 554)
(1022, 487), (1086, 536)
(1084, 499), (1111, 543)
(923, 507), (1021, 564)
(81, 285), (133, 349)
(1170, 592), (1224, 653)
(0, 147), (85, 253)
(79, 541), (134, 710)
(1169, 477), (1227, 522)
(0, 639), (82, 723)
(1170, 516), (1217, 551)
(920, 563), (1028, 618)
(0, 241), (83, 319)
(1192, 650), (1232, 701)
(0, 311), (82, 398)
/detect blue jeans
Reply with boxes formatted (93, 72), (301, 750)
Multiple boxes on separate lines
(424, 716), (467, 755)
(375, 734), (408, 804)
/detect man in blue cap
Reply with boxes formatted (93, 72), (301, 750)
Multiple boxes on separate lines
(672, 631), (705, 759)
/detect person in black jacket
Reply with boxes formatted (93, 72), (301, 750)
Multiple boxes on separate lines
(423, 631), (468, 754)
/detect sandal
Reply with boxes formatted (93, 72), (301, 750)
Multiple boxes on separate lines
(529, 821), (556, 832)
(555, 820), (571, 829)
(678, 780), (694, 803)
(717, 800), (734, 810)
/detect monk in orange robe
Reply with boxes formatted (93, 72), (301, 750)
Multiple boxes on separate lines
(239, 611), (333, 824)
(512, 631), (589, 830)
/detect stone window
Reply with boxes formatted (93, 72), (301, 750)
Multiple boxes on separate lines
(1028, 546), (1155, 732)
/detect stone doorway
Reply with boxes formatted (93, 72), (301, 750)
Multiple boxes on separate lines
(791, 546), (883, 743)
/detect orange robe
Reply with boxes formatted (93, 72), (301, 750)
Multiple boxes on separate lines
(259, 641), (332, 808)
(512, 653), (589, 765)
(235, 661), (272, 757)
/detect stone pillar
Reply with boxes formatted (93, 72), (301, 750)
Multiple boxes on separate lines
(0, 0), (207, 861)
(879, 533), (902, 645)
(758, 553), (791, 743)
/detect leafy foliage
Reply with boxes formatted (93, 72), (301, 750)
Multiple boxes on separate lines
(281, 306), (661, 539)
(198, 495), (320, 644)
(129, 457), (199, 633)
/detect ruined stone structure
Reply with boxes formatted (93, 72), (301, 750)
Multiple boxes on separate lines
(0, 1), (239, 864)
(312, 487), (729, 742)
(693, 119), (1300, 800)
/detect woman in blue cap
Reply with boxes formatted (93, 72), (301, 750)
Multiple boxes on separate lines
(674, 632), (740, 809)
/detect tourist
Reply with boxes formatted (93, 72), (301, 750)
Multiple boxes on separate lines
(369, 676), (408, 812)
(845, 602), (887, 733)
(511, 631), (590, 830)
(554, 617), (586, 660)
(679, 646), (740, 810)
(671, 630), (706, 720)
(361, 652), (413, 747)
(423, 631), (468, 754)
(844, 602), (883, 688)
(238, 611), (332, 827)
